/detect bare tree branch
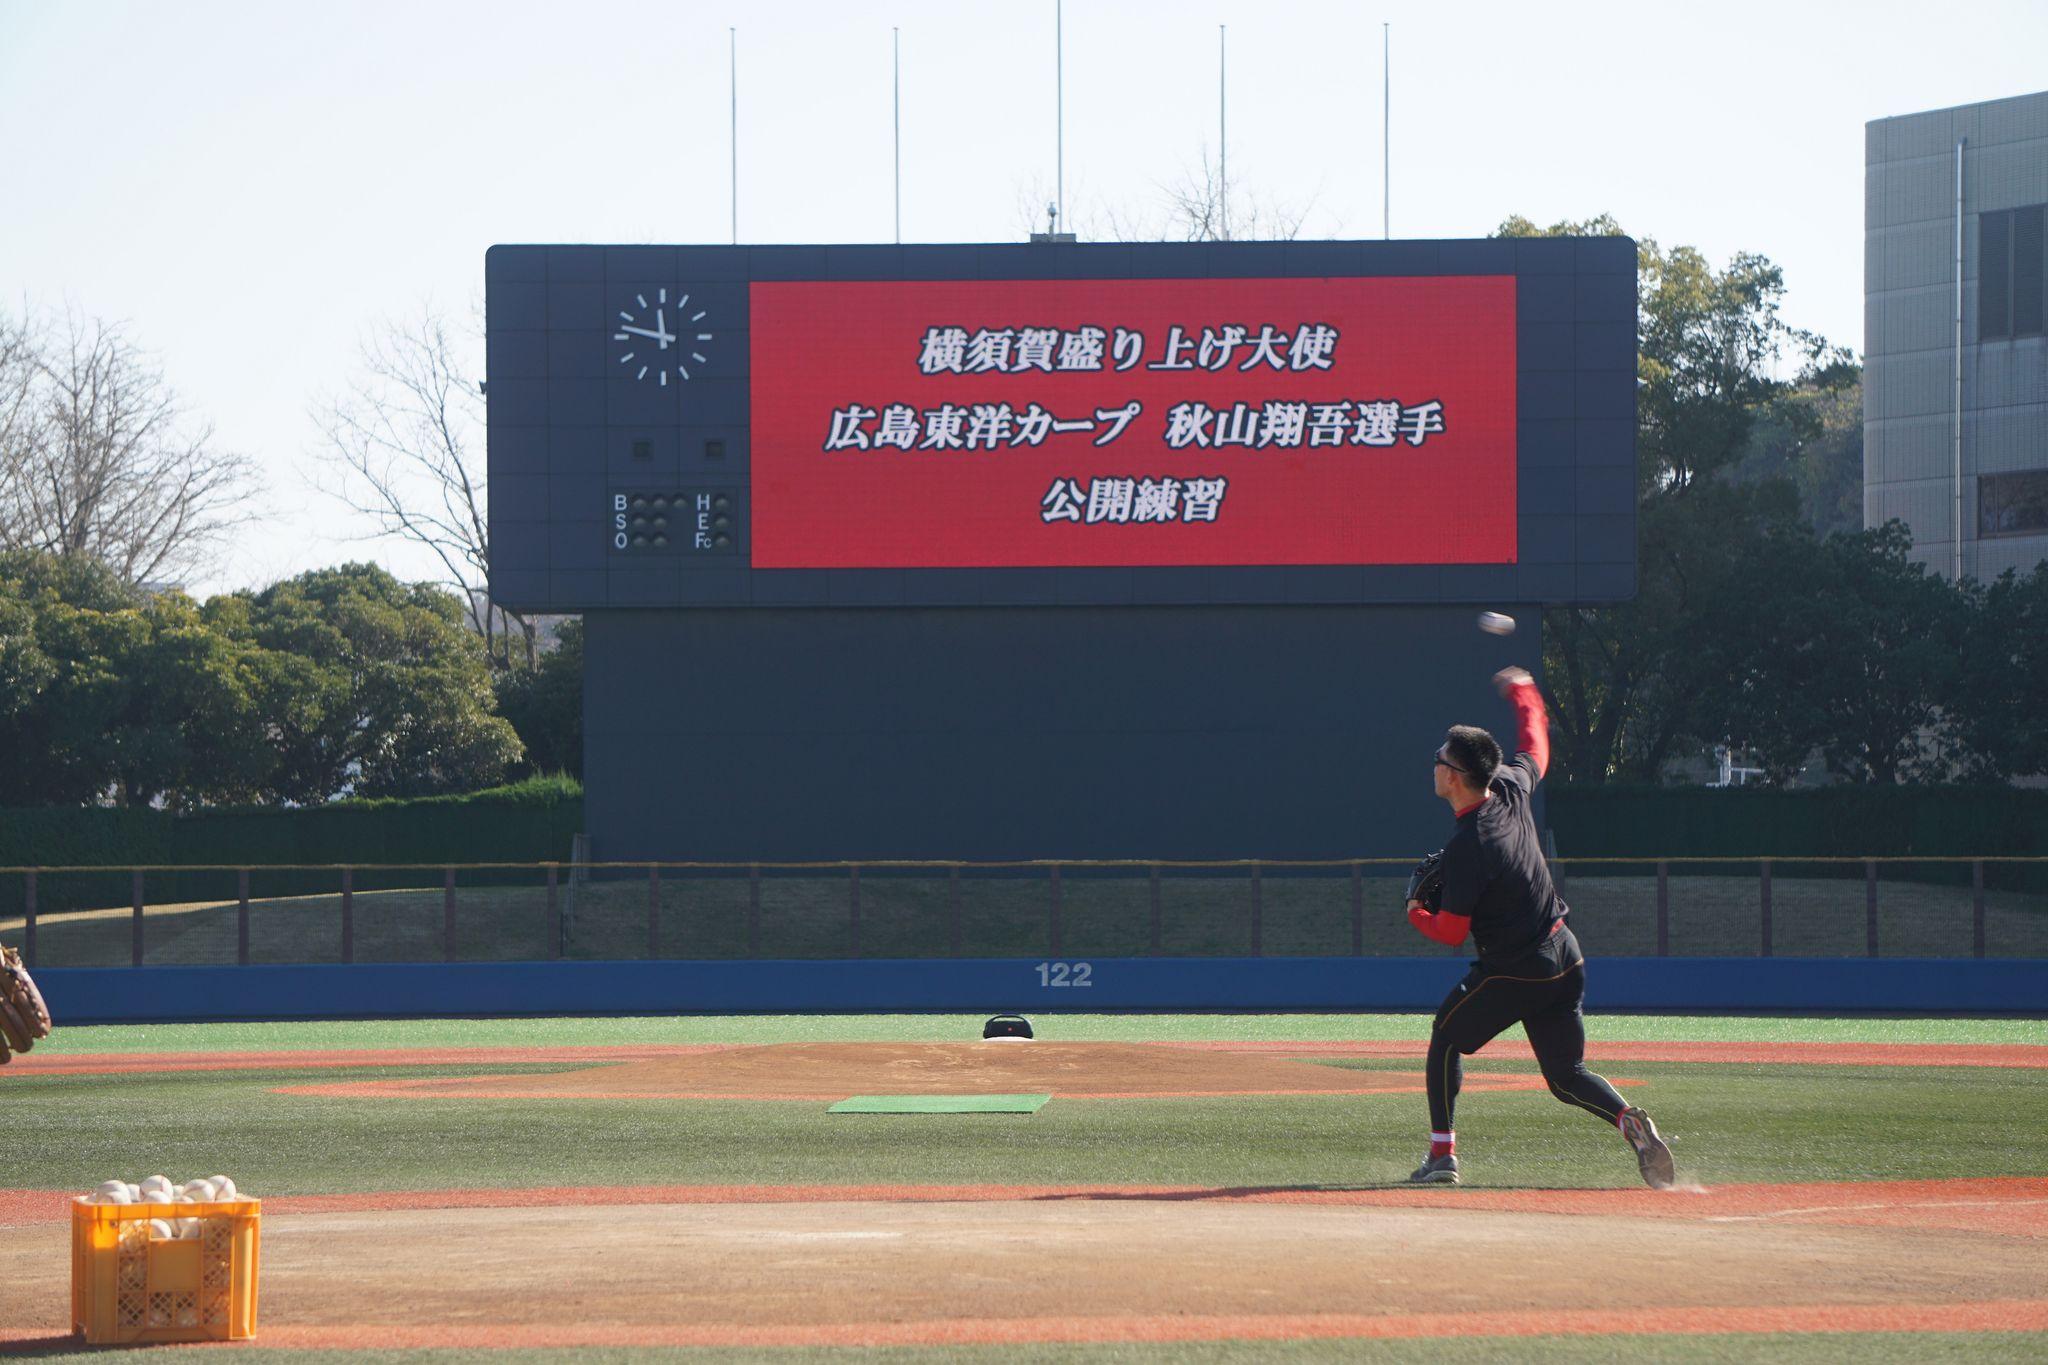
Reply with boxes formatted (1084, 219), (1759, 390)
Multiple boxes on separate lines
(311, 303), (548, 669)
(1019, 149), (1313, 245)
(0, 306), (255, 585)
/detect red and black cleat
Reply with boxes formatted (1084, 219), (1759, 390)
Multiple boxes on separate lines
(1620, 1107), (1676, 1190)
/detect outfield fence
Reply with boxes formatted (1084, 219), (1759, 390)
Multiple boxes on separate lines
(3, 858), (2045, 969)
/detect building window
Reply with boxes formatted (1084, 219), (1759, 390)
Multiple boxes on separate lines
(1980, 205), (2046, 341)
(1979, 470), (2048, 538)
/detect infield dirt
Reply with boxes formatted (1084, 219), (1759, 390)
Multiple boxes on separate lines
(3, 1179), (2045, 1349)
(6, 1039), (2045, 1350)
(269, 1040), (1579, 1101)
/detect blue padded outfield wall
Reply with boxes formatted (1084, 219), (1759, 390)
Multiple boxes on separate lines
(35, 957), (2048, 1023)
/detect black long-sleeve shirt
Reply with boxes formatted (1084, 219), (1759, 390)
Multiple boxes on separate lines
(1409, 682), (1569, 968)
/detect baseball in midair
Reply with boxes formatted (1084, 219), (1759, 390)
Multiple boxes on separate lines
(1477, 611), (1517, 636)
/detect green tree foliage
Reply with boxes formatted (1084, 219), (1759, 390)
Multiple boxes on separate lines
(1697, 524), (1971, 784)
(1955, 564), (2048, 780)
(1730, 357), (1864, 538)
(0, 553), (523, 806)
(0, 551), (272, 806)
(1500, 216), (1990, 785)
(217, 563), (524, 802)
(493, 616), (583, 779)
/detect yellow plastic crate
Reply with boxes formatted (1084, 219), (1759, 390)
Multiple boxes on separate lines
(71, 1197), (260, 1344)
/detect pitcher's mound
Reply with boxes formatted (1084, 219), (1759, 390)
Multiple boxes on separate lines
(287, 1042), (1552, 1101)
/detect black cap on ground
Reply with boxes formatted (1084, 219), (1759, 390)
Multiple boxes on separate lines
(982, 1014), (1033, 1039)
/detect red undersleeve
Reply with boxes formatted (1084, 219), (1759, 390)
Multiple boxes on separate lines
(1509, 681), (1549, 780)
(1408, 905), (1472, 947)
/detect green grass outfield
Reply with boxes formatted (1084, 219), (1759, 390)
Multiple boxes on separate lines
(8, 1015), (2046, 1364)
(8, 1015), (2046, 1196)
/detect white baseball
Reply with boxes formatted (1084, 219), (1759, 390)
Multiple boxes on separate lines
(183, 1178), (218, 1203)
(1477, 611), (1517, 636)
(176, 1217), (201, 1239)
(126, 1183), (142, 1203)
(146, 1218), (174, 1240)
(93, 1180), (133, 1205)
(207, 1175), (238, 1201)
(138, 1176), (173, 1204)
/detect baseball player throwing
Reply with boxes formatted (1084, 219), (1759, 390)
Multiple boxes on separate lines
(1404, 666), (1676, 1189)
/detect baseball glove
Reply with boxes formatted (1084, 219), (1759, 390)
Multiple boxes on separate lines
(0, 945), (53, 1063)
(1406, 849), (1446, 912)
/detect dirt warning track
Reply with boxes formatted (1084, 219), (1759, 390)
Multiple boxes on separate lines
(262, 1040), (1625, 1101)
(6, 1037), (2042, 1080)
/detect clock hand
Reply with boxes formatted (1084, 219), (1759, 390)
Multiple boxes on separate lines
(619, 325), (669, 340)
(653, 307), (673, 348)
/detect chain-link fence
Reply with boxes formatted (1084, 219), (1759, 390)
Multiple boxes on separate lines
(5, 858), (2045, 968)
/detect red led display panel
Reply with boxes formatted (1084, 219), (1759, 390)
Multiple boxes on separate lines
(748, 275), (1516, 569)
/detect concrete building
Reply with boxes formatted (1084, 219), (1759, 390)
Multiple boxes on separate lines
(1866, 90), (2048, 582)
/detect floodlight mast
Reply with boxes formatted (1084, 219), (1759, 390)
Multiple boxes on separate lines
(894, 28), (902, 244)
(1055, 0), (1063, 234)
(729, 27), (738, 246)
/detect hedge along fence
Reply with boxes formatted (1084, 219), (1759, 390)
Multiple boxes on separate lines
(1544, 785), (2048, 892)
(0, 778), (584, 914)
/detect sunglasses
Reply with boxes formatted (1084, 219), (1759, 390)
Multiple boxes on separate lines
(1433, 752), (1468, 775)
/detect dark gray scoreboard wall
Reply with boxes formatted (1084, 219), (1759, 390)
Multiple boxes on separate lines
(486, 239), (1632, 860)
(584, 602), (1541, 861)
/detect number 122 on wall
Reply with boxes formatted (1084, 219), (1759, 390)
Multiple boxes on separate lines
(1035, 961), (1093, 988)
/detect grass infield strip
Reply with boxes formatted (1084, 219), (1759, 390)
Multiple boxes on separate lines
(827, 1093), (1051, 1114)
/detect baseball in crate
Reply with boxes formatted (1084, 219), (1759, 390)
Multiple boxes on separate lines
(72, 1175), (261, 1344)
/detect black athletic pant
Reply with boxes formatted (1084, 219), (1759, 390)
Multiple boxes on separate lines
(1425, 926), (1630, 1133)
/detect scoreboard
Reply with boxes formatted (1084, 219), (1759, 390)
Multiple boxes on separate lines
(485, 239), (1637, 609)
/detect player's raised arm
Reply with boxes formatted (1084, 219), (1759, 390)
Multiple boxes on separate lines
(1492, 666), (1549, 783)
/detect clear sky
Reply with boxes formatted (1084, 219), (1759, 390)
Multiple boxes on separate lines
(4, 0), (2044, 597)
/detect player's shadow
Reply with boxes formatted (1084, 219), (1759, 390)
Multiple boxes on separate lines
(1027, 1182), (1459, 1202)
(1025, 1180), (1615, 1201)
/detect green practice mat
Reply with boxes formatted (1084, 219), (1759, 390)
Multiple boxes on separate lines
(828, 1093), (1052, 1114)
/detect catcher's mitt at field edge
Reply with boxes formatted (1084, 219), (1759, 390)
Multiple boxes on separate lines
(0, 944), (53, 1062)
(1406, 849), (1446, 912)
